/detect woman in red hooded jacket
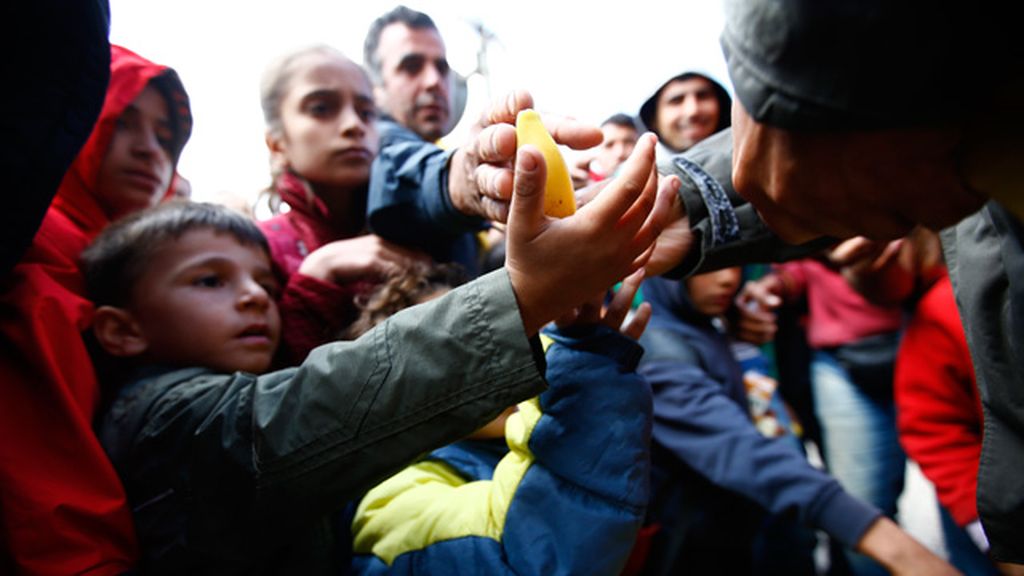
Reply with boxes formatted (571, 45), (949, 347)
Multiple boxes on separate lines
(0, 45), (191, 575)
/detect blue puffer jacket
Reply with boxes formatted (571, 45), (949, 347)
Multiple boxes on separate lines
(350, 324), (651, 575)
(637, 276), (880, 574)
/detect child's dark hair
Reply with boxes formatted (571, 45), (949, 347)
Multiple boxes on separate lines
(81, 201), (269, 308)
(601, 113), (640, 132)
(344, 261), (468, 339)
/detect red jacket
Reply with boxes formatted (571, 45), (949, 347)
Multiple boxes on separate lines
(0, 46), (190, 575)
(257, 172), (374, 364)
(895, 273), (983, 527)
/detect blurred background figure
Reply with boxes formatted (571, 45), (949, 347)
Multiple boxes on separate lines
(572, 113), (640, 189)
(637, 70), (731, 165)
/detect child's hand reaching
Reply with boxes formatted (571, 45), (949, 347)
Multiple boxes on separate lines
(506, 133), (676, 336)
(556, 268), (651, 341)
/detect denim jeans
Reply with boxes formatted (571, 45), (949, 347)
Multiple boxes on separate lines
(812, 349), (906, 576)
(939, 504), (998, 576)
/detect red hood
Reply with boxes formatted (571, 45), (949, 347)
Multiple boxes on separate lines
(52, 44), (192, 240)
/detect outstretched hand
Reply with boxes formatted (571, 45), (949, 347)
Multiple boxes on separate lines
(448, 90), (603, 223)
(555, 268), (652, 341)
(734, 275), (784, 345)
(506, 133), (673, 336)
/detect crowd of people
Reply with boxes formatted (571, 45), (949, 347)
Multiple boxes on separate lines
(2, 2), (1021, 575)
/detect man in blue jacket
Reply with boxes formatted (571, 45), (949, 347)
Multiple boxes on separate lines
(361, 6), (485, 274)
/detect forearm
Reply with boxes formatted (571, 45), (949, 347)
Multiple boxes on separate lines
(651, 381), (878, 544)
(855, 517), (959, 575)
(367, 142), (483, 244)
(254, 269), (545, 499)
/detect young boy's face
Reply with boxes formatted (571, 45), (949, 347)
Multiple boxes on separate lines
(127, 229), (281, 374)
(95, 84), (175, 220)
(685, 267), (741, 317)
(595, 123), (638, 176)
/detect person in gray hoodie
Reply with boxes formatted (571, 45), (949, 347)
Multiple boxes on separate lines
(638, 71), (732, 166)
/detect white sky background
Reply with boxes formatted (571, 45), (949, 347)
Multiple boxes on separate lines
(109, 0), (728, 205)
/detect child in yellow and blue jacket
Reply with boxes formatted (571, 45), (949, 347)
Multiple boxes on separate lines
(350, 269), (654, 576)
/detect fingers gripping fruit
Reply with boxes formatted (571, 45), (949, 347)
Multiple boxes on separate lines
(515, 109), (576, 218)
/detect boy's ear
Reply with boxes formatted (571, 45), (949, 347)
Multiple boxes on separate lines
(92, 305), (149, 358)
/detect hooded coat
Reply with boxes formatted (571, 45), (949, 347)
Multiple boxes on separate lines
(636, 276), (880, 574)
(0, 45), (190, 575)
(637, 71), (732, 160)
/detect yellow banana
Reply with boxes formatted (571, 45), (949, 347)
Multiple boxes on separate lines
(515, 109), (576, 218)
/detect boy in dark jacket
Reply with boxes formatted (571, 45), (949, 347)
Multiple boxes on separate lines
(636, 268), (953, 575)
(82, 131), (670, 574)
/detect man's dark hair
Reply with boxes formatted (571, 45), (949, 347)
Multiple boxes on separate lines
(81, 201), (269, 308)
(363, 5), (438, 84)
(601, 113), (640, 132)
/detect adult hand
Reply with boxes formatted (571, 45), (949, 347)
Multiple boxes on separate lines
(831, 227), (944, 306)
(298, 234), (430, 285)
(448, 90), (603, 223)
(730, 101), (986, 243)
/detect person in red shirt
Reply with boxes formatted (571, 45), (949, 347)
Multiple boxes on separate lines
(0, 45), (191, 574)
(895, 273), (998, 575)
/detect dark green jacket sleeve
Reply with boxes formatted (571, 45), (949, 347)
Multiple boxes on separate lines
(101, 269), (546, 570)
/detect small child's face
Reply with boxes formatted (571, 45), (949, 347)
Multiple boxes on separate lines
(685, 267), (741, 317)
(595, 123), (638, 176)
(128, 229), (281, 374)
(271, 53), (379, 191)
(95, 84), (175, 220)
